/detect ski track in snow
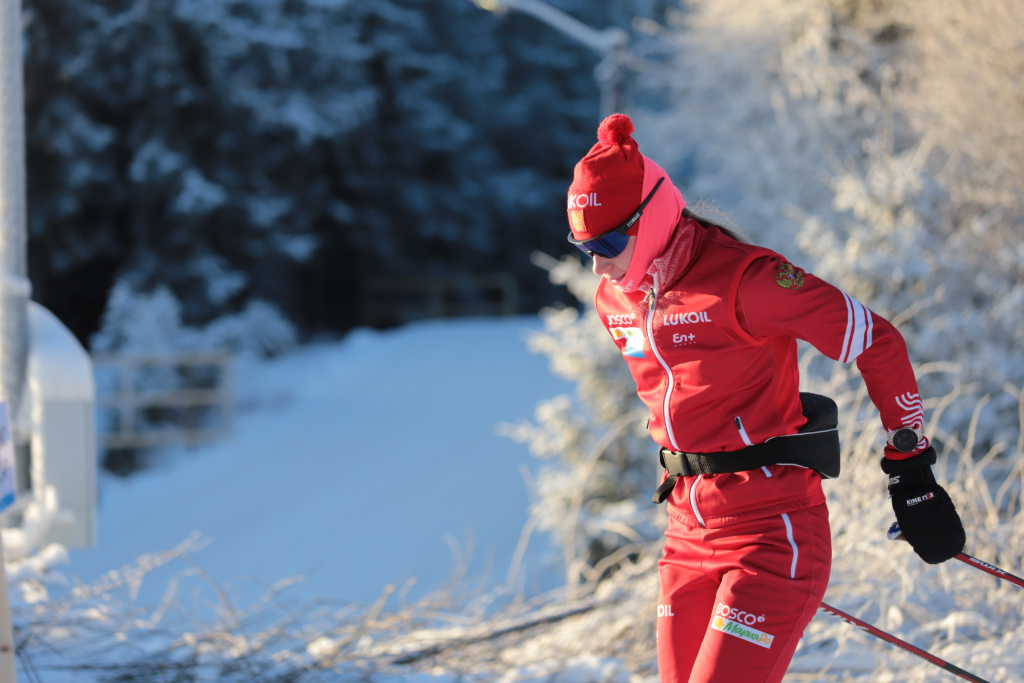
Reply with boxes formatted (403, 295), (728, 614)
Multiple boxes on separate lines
(68, 316), (569, 610)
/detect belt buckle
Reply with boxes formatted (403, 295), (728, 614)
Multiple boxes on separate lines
(660, 449), (693, 477)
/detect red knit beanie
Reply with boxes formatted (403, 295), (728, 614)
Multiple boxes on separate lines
(567, 114), (645, 240)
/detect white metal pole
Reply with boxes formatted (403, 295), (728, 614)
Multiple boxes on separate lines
(0, 0), (27, 678)
(0, 535), (15, 683)
(0, 0), (30, 431)
(471, 0), (629, 116)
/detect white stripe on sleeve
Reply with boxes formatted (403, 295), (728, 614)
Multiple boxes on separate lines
(840, 291), (873, 362)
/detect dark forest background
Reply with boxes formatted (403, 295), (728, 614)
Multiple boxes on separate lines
(22, 0), (671, 349)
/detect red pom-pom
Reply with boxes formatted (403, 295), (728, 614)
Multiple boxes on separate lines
(596, 114), (634, 145)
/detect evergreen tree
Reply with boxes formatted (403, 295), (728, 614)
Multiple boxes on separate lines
(24, 0), (681, 346)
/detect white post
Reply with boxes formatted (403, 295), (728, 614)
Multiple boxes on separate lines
(27, 303), (97, 550)
(0, 0), (30, 429)
(0, 401), (17, 680)
(0, 536), (15, 682)
(0, 0), (27, 678)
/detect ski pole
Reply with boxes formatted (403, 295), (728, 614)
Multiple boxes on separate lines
(887, 522), (1024, 589)
(954, 552), (1024, 590)
(819, 601), (991, 683)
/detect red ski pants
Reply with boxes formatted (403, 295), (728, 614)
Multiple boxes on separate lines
(656, 503), (831, 682)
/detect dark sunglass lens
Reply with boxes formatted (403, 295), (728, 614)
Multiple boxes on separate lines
(589, 231), (629, 258)
(568, 229), (630, 259)
(588, 243), (620, 259)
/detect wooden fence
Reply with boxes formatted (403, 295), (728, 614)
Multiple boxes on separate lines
(92, 351), (234, 450)
(360, 273), (518, 326)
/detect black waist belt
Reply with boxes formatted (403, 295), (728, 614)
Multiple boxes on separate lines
(652, 393), (841, 504)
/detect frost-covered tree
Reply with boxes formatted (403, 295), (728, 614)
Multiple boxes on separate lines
(24, 0), (376, 339)
(501, 254), (662, 584)
(510, 0), (1024, 581)
(26, 0), (676, 345)
(627, 0), (1023, 434)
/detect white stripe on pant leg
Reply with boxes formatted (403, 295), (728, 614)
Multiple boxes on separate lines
(781, 513), (798, 579)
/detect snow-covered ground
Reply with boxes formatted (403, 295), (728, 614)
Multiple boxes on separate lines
(5, 313), (1023, 682)
(68, 316), (569, 610)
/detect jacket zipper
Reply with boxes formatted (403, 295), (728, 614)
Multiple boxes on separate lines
(647, 275), (703, 523)
(646, 273), (681, 452)
(734, 416), (755, 446)
(736, 416), (773, 478)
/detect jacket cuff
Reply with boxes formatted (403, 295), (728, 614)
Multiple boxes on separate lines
(880, 446), (937, 474)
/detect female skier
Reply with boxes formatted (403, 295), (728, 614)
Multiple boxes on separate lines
(565, 114), (966, 682)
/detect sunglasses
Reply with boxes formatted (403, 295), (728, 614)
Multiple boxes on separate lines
(567, 177), (664, 259)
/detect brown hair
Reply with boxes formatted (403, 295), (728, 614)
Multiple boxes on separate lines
(681, 206), (752, 244)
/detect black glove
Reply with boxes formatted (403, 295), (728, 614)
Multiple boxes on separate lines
(881, 447), (965, 564)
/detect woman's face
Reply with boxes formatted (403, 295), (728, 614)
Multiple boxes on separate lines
(590, 235), (636, 285)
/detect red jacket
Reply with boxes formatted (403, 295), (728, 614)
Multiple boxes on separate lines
(595, 219), (928, 527)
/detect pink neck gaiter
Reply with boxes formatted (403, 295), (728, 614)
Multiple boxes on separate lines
(616, 156), (687, 293)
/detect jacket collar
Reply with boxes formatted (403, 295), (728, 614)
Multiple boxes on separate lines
(636, 216), (701, 294)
